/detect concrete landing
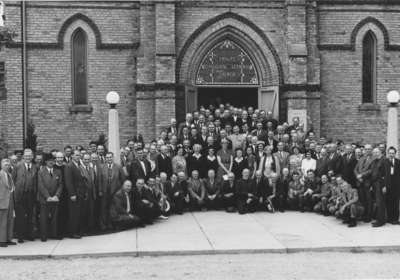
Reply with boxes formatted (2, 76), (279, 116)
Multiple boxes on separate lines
(1, 211), (400, 258)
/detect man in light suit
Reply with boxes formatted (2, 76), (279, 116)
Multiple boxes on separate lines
(274, 142), (290, 173)
(0, 159), (16, 247)
(354, 144), (374, 222)
(82, 153), (97, 233)
(99, 152), (125, 230)
(12, 148), (38, 243)
(37, 154), (62, 241)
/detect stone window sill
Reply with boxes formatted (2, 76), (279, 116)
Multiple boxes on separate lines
(69, 104), (93, 113)
(358, 103), (381, 112)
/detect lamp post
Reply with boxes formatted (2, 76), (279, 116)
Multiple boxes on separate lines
(106, 91), (120, 164)
(387, 90), (400, 152)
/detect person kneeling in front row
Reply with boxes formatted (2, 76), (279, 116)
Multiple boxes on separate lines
(236, 169), (258, 214)
(221, 172), (236, 212)
(110, 180), (141, 230)
(336, 176), (364, 228)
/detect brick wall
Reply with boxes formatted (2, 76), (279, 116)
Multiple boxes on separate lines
(318, 3), (400, 144)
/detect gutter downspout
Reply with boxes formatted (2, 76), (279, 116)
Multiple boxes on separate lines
(21, 1), (27, 147)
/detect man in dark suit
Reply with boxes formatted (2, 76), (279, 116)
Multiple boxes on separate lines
(0, 159), (16, 247)
(327, 143), (342, 176)
(177, 113), (193, 138)
(128, 149), (151, 185)
(221, 172), (236, 212)
(385, 146), (400, 225)
(236, 169), (258, 214)
(133, 178), (162, 224)
(341, 144), (357, 187)
(204, 169), (221, 210)
(54, 152), (68, 238)
(315, 148), (329, 178)
(64, 149), (87, 238)
(157, 145), (173, 178)
(253, 122), (267, 143)
(37, 154), (62, 241)
(370, 148), (387, 227)
(110, 180), (141, 230)
(99, 152), (125, 230)
(12, 148), (38, 242)
(253, 170), (274, 211)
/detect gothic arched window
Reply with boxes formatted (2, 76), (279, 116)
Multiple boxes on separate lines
(71, 28), (88, 105)
(362, 31), (377, 103)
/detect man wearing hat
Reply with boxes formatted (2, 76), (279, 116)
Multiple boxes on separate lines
(37, 153), (62, 241)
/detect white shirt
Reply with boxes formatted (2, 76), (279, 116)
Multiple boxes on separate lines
(139, 160), (146, 175)
(301, 158), (316, 175)
(125, 192), (131, 213)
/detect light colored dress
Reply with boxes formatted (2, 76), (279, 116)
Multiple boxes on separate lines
(217, 149), (233, 180)
(289, 154), (304, 175)
(172, 155), (187, 176)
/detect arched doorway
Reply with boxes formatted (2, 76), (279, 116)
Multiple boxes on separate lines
(184, 38), (279, 119)
(176, 13), (283, 121)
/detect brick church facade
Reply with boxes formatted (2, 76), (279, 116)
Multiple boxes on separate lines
(0, 0), (399, 151)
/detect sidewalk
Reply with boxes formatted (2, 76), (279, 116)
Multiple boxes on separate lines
(1, 211), (400, 259)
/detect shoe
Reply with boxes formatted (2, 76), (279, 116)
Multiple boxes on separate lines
(372, 222), (385, 227)
(390, 221), (400, 225)
(26, 237), (34, 241)
(41, 238), (47, 242)
(363, 217), (371, 223)
(0, 242), (8, 247)
(158, 215), (169, 220)
(6, 241), (17, 245)
(342, 219), (350, 224)
(17, 239), (24, 243)
(348, 220), (357, 227)
(70, 234), (81, 239)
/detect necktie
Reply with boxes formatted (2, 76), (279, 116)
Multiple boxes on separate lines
(50, 169), (53, 177)
(27, 164), (31, 172)
(6, 173), (13, 191)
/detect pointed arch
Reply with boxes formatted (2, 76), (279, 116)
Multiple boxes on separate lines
(362, 30), (377, 103)
(176, 12), (283, 86)
(71, 28), (88, 105)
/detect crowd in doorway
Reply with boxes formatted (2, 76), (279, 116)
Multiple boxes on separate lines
(0, 103), (399, 247)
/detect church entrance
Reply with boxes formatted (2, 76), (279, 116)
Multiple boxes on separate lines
(197, 87), (258, 109)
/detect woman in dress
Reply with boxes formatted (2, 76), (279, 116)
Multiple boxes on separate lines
(217, 139), (233, 180)
(245, 146), (257, 179)
(289, 146), (304, 176)
(172, 145), (187, 176)
(204, 147), (219, 175)
(258, 146), (280, 184)
(232, 148), (248, 180)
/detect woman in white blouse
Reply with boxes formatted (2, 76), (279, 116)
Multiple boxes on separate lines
(301, 150), (316, 176)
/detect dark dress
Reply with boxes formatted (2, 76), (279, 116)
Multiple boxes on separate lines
(204, 155), (219, 175)
(232, 158), (248, 180)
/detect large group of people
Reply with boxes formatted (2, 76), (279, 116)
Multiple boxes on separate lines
(0, 103), (399, 247)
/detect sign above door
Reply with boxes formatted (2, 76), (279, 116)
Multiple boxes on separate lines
(196, 39), (259, 85)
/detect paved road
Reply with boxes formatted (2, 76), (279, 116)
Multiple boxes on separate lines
(1, 252), (400, 280)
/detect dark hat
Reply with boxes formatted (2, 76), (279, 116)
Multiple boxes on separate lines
(43, 153), (55, 163)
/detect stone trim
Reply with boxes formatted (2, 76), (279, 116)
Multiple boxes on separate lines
(318, 17), (400, 51)
(135, 83), (184, 92)
(6, 13), (139, 50)
(358, 103), (381, 111)
(69, 104), (93, 113)
(280, 84), (321, 92)
(317, 0), (400, 5)
(176, 11), (284, 85)
(156, 53), (176, 57)
(6, 2), (139, 9)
